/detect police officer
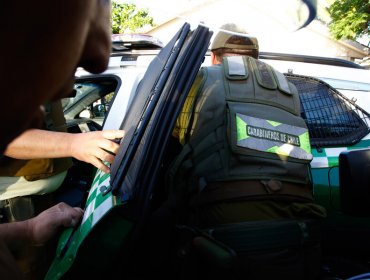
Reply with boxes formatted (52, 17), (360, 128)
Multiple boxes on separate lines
(169, 23), (327, 280)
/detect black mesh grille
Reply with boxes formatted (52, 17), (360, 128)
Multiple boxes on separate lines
(286, 74), (370, 148)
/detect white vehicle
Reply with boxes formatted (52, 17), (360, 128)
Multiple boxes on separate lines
(51, 7), (370, 280)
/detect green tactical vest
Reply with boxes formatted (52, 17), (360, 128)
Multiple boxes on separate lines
(168, 56), (313, 202)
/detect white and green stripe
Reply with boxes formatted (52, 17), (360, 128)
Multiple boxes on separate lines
(311, 135), (370, 168)
(79, 169), (121, 239)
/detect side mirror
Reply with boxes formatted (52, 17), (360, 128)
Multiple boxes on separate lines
(339, 149), (370, 217)
(93, 104), (106, 117)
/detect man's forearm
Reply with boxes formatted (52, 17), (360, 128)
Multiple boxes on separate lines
(3, 129), (73, 160)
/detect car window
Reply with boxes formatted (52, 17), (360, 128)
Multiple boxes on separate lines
(62, 76), (119, 126)
(286, 74), (370, 148)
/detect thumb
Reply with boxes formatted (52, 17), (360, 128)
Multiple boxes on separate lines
(61, 207), (84, 228)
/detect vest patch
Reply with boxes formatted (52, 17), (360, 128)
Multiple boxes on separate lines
(252, 59), (277, 90)
(247, 125), (301, 146)
(225, 56), (248, 80)
(236, 113), (312, 160)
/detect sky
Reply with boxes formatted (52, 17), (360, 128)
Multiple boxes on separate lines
(116, 0), (369, 49)
(117, 0), (333, 32)
(118, 0), (333, 24)
(118, 0), (192, 23)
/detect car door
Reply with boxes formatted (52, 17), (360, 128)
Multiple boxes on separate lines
(45, 22), (212, 280)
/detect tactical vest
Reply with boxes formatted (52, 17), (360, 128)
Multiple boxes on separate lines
(168, 56), (313, 203)
(0, 101), (72, 181)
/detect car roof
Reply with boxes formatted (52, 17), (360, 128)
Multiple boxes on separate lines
(111, 33), (164, 53)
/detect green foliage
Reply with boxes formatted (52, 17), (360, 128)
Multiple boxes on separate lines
(327, 0), (370, 40)
(111, 1), (154, 34)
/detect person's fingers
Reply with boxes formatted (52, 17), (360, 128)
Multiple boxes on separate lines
(101, 130), (125, 140)
(90, 146), (115, 165)
(97, 138), (121, 155)
(57, 203), (84, 227)
(89, 156), (110, 173)
(68, 207), (85, 227)
(71, 131), (124, 171)
(98, 150), (115, 164)
(29, 202), (84, 245)
(73, 207), (85, 213)
(54, 202), (83, 227)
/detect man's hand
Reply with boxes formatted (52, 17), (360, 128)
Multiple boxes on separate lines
(4, 129), (124, 173)
(0, 202), (83, 278)
(69, 130), (124, 173)
(26, 202), (84, 246)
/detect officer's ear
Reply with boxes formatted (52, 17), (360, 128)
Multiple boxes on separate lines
(211, 52), (221, 65)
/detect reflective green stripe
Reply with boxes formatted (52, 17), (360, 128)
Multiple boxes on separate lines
(235, 113), (312, 161)
(267, 145), (289, 156)
(299, 131), (311, 154)
(236, 115), (248, 141)
(267, 120), (281, 127)
(267, 146), (280, 154)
